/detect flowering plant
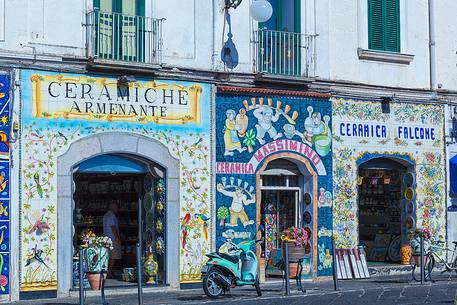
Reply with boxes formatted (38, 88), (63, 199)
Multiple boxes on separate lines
(281, 226), (309, 247)
(408, 228), (432, 241)
(80, 229), (114, 250)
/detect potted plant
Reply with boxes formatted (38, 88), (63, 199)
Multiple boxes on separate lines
(281, 227), (310, 277)
(80, 229), (113, 290)
(408, 228), (432, 266)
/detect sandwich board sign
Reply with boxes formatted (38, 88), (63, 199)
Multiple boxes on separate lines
(335, 247), (370, 280)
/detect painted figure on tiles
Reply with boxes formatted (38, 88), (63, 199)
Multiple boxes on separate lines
(235, 108), (249, 138)
(217, 183), (255, 227)
(223, 109), (247, 156)
(303, 106), (332, 156)
(254, 105), (282, 144)
(318, 188), (333, 207)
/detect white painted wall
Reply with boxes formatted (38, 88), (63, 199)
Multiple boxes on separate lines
(0, 0), (456, 91)
(434, 1), (457, 91)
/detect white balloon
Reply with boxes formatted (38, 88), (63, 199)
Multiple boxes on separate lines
(250, 0), (273, 23)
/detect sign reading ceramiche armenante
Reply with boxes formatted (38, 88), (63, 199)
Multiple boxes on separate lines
(30, 74), (203, 124)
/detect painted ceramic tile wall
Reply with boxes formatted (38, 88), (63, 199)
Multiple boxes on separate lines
(19, 70), (212, 291)
(215, 92), (334, 277)
(0, 75), (10, 294)
(332, 98), (446, 248)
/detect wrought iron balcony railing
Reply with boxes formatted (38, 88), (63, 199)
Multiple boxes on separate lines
(86, 10), (164, 65)
(253, 29), (317, 78)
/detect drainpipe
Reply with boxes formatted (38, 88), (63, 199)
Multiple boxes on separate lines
(211, 0), (219, 70)
(428, 0), (437, 91)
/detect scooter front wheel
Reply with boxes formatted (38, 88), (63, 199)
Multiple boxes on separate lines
(203, 269), (225, 299)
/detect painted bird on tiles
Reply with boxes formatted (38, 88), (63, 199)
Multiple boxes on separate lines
(58, 132), (68, 141)
(182, 212), (191, 226)
(195, 213), (210, 242)
(33, 172), (43, 198)
(25, 245), (49, 269)
(181, 229), (188, 248)
(192, 138), (203, 147)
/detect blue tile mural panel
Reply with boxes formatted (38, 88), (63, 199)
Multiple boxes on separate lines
(0, 75), (10, 294)
(215, 92), (333, 278)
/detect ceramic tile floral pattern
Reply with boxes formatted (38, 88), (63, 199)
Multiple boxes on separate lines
(332, 98), (445, 248)
(19, 70), (212, 290)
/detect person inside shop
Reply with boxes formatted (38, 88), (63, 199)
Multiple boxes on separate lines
(103, 202), (122, 278)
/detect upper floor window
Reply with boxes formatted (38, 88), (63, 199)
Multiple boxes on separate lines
(368, 0), (400, 53)
(93, 0), (144, 16)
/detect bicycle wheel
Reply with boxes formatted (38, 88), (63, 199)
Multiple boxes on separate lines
(412, 255), (434, 282)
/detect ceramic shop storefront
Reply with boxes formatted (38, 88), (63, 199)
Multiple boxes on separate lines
(17, 69), (212, 298)
(215, 86), (334, 281)
(332, 98), (446, 264)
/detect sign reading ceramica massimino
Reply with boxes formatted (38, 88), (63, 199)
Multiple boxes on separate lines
(30, 74), (202, 124)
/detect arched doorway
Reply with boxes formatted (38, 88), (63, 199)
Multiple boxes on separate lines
(56, 132), (180, 293)
(256, 154), (318, 280)
(358, 156), (415, 264)
(73, 153), (167, 287)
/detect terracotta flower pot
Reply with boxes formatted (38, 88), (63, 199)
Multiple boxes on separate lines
(288, 262), (300, 278)
(86, 272), (106, 290)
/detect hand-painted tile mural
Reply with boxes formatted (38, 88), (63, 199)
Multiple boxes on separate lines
(0, 75), (10, 294)
(332, 98), (445, 251)
(216, 92), (333, 277)
(19, 70), (211, 291)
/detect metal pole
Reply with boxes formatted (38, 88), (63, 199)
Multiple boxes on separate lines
(420, 235), (425, 284)
(79, 248), (84, 305)
(136, 244), (143, 305)
(284, 242), (290, 296)
(331, 238), (339, 291)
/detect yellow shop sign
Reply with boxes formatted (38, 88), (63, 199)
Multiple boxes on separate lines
(30, 74), (203, 124)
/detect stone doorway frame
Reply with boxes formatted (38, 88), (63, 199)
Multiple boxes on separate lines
(56, 132), (180, 295)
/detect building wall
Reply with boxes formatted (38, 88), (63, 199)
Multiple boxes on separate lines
(215, 92), (334, 278)
(332, 98), (446, 248)
(17, 69), (212, 294)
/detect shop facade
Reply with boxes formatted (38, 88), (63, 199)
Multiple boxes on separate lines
(215, 87), (333, 280)
(16, 70), (212, 297)
(332, 98), (446, 263)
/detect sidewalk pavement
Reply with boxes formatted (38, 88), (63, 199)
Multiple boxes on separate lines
(5, 272), (457, 305)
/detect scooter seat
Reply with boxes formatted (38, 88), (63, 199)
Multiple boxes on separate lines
(219, 253), (239, 264)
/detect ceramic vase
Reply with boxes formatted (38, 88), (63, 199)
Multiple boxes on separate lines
(400, 244), (412, 265)
(84, 247), (110, 272)
(144, 253), (158, 284)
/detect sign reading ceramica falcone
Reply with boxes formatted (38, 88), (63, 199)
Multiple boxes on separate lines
(30, 74), (203, 124)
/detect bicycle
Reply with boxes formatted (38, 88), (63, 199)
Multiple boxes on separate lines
(411, 239), (457, 282)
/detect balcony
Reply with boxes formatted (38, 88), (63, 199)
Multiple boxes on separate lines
(252, 29), (317, 78)
(86, 10), (164, 65)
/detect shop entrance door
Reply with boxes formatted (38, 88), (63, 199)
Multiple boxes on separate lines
(260, 172), (305, 279)
(72, 153), (166, 287)
(358, 158), (409, 264)
(261, 189), (300, 278)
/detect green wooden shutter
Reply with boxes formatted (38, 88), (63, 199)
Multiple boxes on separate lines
(384, 0), (400, 52)
(368, 0), (400, 52)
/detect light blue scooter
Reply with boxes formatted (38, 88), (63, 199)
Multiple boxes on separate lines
(201, 239), (262, 298)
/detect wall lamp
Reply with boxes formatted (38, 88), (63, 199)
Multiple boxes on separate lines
(224, 0), (273, 22)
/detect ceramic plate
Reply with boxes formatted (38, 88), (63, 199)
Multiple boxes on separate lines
(143, 193), (153, 211)
(144, 174), (153, 192)
(303, 211), (312, 225)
